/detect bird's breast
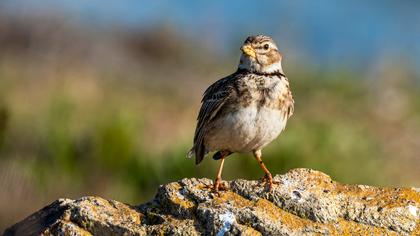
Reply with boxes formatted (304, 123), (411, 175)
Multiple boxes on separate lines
(237, 75), (289, 108)
(204, 74), (293, 152)
(205, 105), (288, 152)
(228, 105), (288, 135)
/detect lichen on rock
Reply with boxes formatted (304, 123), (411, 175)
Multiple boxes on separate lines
(3, 168), (420, 235)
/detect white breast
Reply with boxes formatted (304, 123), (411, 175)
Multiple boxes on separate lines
(205, 105), (287, 153)
(204, 75), (291, 153)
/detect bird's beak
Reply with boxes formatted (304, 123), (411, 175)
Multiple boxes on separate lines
(241, 45), (256, 58)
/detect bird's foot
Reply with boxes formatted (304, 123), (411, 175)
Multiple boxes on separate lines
(259, 173), (279, 191)
(213, 177), (228, 193)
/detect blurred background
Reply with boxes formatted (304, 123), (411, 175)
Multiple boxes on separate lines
(1, 0), (420, 230)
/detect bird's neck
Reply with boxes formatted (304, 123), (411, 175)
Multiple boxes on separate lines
(238, 60), (285, 77)
(238, 57), (284, 75)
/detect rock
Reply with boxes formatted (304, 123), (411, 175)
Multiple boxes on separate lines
(3, 168), (420, 235)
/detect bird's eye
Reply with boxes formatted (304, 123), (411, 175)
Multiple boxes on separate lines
(263, 44), (270, 50)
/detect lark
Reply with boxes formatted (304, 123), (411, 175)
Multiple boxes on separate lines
(188, 35), (294, 191)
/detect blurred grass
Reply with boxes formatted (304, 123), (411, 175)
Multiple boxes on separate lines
(0, 15), (420, 231)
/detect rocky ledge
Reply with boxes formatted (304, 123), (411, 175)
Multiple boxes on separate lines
(3, 168), (420, 235)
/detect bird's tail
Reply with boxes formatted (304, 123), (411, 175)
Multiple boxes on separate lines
(186, 148), (194, 159)
(212, 150), (232, 160)
(187, 145), (207, 165)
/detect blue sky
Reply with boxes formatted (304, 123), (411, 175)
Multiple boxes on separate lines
(3, 0), (420, 69)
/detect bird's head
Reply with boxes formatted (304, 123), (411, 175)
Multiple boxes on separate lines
(238, 35), (283, 74)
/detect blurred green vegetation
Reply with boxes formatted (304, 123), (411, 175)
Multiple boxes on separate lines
(0, 15), (420, 230)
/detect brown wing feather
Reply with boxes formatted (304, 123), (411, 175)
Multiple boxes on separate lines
(283, 76), (294, 119)
(190, 72), (241, 164)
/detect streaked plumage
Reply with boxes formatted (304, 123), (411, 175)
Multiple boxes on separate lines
(188, 35), (294, 191)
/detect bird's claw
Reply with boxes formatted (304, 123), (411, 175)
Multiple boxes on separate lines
(213, 178), (228, 193)
(259, 173), (279, 191)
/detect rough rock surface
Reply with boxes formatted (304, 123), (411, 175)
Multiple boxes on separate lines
(3, 168), (420, 235)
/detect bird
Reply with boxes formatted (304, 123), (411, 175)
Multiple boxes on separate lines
(188, 35), (294, 192)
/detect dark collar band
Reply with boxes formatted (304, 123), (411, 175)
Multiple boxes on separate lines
(237, 68), (285, 77)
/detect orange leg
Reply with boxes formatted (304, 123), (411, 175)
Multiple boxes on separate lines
(253, 150), (278, 190)
(213, 158), (225, 192)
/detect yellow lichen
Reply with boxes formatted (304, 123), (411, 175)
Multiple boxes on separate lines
(335, 218), (397, 236)
(78, 197), (143, 225)
(214, 191), (253, 208)
(213, 190), (402, 235)
(255, 198), (307, 229)
(167, 182), (196, 210)
(413, 222), (420, 236)
(240, 226), (263, 236)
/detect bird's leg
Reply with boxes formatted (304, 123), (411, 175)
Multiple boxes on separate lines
(214, 153), (229, 192)
(253, 150), (278, 191)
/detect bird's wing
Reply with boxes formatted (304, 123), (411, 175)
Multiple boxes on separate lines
(190, 73), (240, 164)
(282, 76), (294, 119)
